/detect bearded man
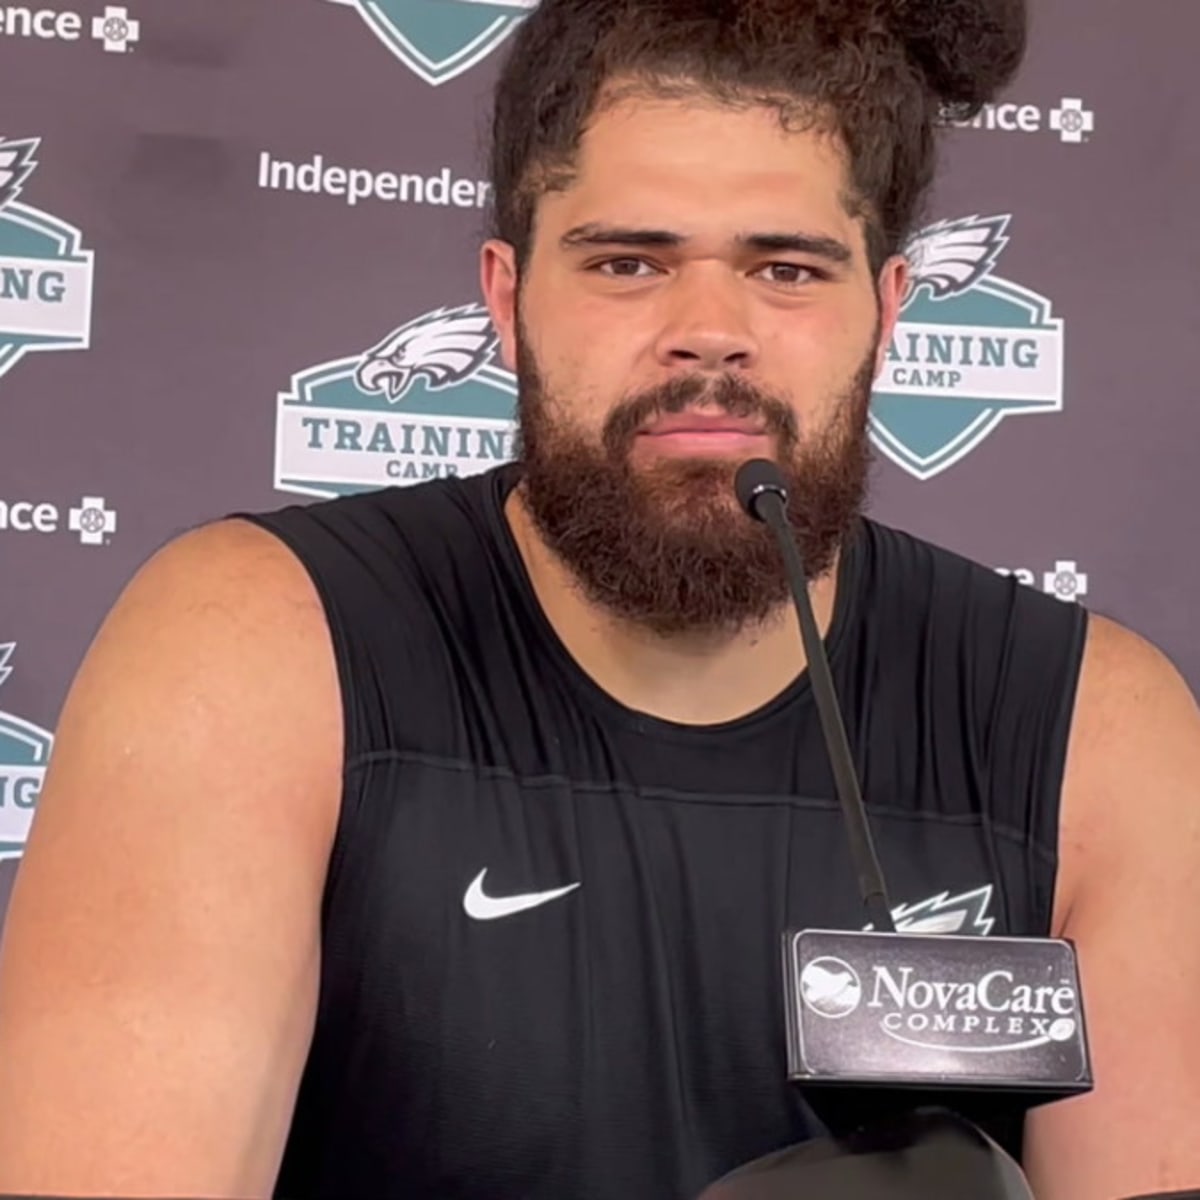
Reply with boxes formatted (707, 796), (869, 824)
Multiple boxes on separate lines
(0, 2), (1197, 1199)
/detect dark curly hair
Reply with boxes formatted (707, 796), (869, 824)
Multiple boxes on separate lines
(487, 0), (1027, 277)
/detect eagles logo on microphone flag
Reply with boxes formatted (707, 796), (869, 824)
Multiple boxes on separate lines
(874, 885), (996, 937)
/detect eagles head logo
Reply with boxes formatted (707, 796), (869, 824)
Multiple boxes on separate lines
(354, 304), (500, 404)
(868, 212), (1065, 481)
(901, 214), (1010, 306)
(329, 0), (537, 87)
(0, 137), (39, 213)
(866, 884), (997, 937)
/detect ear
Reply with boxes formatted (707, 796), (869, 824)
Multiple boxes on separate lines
(480, 239), (519, 372)
(873, 253), (909, 378)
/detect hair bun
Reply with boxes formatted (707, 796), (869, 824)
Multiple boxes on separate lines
(884, 0), (1027, 115)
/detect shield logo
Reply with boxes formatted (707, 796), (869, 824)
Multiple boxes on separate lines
(337, 0), (536, 87)
(0, 137), (94, 389)
(275, 302), (517, 498)
(869, 215), (1065, 481)
(0, 646), (52, 863)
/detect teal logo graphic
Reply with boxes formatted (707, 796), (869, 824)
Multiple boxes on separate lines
(870, 215), (1064, 480)
(0, 645), (51, 863)
(328, 0), (535, 86)
(0, 137), (94, 387)
(276, 302), (517, 497)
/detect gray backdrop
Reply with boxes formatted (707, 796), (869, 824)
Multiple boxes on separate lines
(2, 0), (1198, 919)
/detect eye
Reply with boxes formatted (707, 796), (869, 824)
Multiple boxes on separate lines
(594, 257), (658, 278)
(758, 263), (827, 286)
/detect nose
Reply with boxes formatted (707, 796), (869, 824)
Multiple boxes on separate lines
(653, 273), (759, 373)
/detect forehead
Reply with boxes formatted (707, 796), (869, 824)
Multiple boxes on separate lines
(536, 92), (858, 243)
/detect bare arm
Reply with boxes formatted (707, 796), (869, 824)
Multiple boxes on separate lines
(0, 519), (341, 1198)
(1025, 615), (1200, 1199)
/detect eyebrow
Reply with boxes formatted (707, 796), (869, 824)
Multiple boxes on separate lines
(557, 223), (854, 265)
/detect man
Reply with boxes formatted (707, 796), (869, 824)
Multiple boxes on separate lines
(0, 1), (1197, 1198)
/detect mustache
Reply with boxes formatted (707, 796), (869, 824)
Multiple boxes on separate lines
(602, 374), (800, 458)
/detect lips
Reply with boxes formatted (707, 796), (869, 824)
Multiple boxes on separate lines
(640, 411), (767, 436)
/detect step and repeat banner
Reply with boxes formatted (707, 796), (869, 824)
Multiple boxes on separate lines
(1, 0), (1198, 918)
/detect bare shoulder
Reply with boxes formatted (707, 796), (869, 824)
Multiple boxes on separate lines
(1065, 611), (1197, 782)
(1055, 610), (1200, 929)
(1075, 611), (1192, 715)
(113, 515), (331, 648)
(0, 515), (342, 1197)
(1029, 630), (1200, 1196)
(50, 514), (344, 820)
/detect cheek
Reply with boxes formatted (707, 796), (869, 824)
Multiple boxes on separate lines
(522, 308), (636, 410)
(771, 331), (854, 400)
(522, 339), (621, 438)
(520, 283), (592, 377)
(769, 339), (872, 435)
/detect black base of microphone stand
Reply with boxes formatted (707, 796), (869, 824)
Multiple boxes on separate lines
(695, 1106), (1035, 1199)
(799, 1084), (1032, 1163)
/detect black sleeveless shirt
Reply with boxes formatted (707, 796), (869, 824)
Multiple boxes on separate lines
(241, 464), (1086, 1200)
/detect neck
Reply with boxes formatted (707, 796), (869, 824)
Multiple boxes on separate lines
(504, 486), (843, 727)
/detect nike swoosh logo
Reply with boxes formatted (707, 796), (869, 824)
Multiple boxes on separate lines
(463, 868), (580, 921)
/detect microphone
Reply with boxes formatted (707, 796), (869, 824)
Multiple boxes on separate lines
(734, 460), (895, 937)
(710, 459), (1094, 1197)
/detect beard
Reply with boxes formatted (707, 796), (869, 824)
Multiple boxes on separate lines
(513, 330), (877, 638)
